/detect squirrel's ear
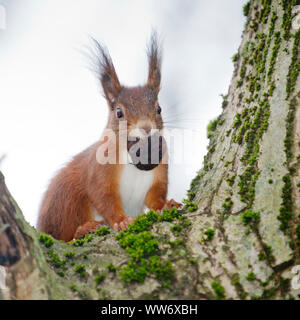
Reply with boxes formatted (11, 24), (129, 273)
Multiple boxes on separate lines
(93, 39), (121, 106)
(147, 32), (162, 95)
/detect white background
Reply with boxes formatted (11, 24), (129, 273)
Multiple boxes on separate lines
(0, 0), (247, 226)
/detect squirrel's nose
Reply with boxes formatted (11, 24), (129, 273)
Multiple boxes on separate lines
(141, 126), (152, 135)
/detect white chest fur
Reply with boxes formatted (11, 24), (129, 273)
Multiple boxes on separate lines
(119, 164), (154, 218)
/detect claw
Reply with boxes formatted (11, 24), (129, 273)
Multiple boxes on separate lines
(113, 216), (135, 231)
(113, 223), (118, 231)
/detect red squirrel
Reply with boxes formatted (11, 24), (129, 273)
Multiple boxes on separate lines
(37, 33), (180, 241)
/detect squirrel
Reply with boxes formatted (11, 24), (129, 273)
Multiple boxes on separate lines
(37, 33), (180, 242)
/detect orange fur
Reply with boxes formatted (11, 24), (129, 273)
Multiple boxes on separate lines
(145, 163), (168, 210)
(37, 33), (180, 241)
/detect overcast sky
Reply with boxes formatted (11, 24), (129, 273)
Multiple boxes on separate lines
(0, 0), (247, 226)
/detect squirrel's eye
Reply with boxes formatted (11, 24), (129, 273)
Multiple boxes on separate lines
(116, 108), (123, 118)
(157, 105), (162, 114)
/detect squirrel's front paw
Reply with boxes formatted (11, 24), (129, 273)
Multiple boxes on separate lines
(113, 216), (134, 231)
(163, 199), (182, 210)
(74, 220), (104, 239)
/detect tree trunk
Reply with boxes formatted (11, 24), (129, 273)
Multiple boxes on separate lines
(1, 0), (300, 299)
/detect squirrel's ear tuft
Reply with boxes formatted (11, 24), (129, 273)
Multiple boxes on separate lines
(92, 38), (121, 106)
(147, 31), (162, 95)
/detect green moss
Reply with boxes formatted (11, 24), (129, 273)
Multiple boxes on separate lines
(211, 281), (226, 300)
(47, 249), (66, 269)
(233, 113), (242, 129)
(74, 264), (86, 277)
(238, 167), (260, 206)
(222, 198), (233, 216)
(269, 12), (278, 37)
(94, 274), (105, 285)
(250, 21), (259, 32)
(221, 94), (229, 109)
(94, 226), (111, 236)
(277, 96), (298, 236)
(225, 175), (236, 187)
(241, 100), (270, 165)
(107, 262), (116, 272)
(204, 161), (214, 171)
(207, 143), (216, 155)
(77, 290), (92, 300)
(269, 82), (276, 96)
(188, 258), (196, 264)
(278, 174), (293, 231)
(187, 171), (204, 201)
(119, 260), (147, 283)
(246, 272), (256, 281)
(232, 273), (247, 298)
(207, 118), (218, 139)
(259, 281), (269, 287)
(232, 99), (270, 210)
(64, 251), (76, 259)
(258, 0), (272, 24)
(241, 210), (260, 230)
(261, 243), (275, 264)
(182, 199), (198, 212)
(253, 37), (266, 74)
(242, 40), (253, 58)
(147, 255), (174, 282)
(240, 64), (247, 79)
(232, 53), (239, 62)
(280, 277), (291, 295)
(267, 32), (281, 83)
(168, 239), (184, 247)
(115, 209), (182, 285)
(236, 80), (243, 88)
(56, 270), (65, 277)
(243, 1), (250, 17)
(224, 160), (233, 168)
(202, 229), (215, 242)
(39, 233), (54, 248)
(262, 288), (276, 299)
(70, 284), (77, 292)
(118, 231), (159, 260)
(286, 30), (300, 98)
(71, 234), (94, 247)
(125, 210), (159, 233)
(158, 207), (181, 221)
(170, 224), (183, 233)
(231, 275), (240, 286)
(231, 9), (273, 211)
(181, 220), (192, 227)
(119, 256), (174, 284)
(281, 0), (299, 40)
(258, 251), (265, 261)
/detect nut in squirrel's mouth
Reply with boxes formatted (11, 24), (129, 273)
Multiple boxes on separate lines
(127, 132), (167, 171)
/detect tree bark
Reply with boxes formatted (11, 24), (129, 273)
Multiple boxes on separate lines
(1, 0), (300, 299)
